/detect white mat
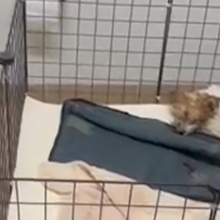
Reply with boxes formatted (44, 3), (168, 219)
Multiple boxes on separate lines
(7, 96), (215, 220)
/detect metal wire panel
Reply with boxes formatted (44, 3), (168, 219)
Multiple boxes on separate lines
(1, 0), (220, 220)
(0, 67), (11, 220)
(2, 178), (220, 220)
(26, 0), (220, 104)
(6, 0), (27, 175)
(26, 0), (166, 103)
(0, 1), (27, 219)
(162, 0), (220, 94)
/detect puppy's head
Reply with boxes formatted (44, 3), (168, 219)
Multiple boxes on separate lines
(169, 91), (219, 135)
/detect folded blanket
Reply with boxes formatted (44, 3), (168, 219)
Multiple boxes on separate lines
(38, 161), (212, 220)
(49, 99), (220, 203)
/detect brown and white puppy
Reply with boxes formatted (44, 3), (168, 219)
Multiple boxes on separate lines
(169, 90), (220, 136)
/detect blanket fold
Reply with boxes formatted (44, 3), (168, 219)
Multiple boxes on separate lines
(38, 161), (212, 220)
(49, 99), (220, 203)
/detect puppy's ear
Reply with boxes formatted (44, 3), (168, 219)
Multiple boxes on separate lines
(206, 96), (220, 113)
(169, 90), (187, 104)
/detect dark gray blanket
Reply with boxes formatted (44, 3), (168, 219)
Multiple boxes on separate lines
(49, 99), (220, 203)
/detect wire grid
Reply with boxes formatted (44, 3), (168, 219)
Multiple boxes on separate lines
(4, 178), (220, 220)
(1, 1), (220, 220)
(1, 0), (220, 218)
(26, 0), (220, 104)
(26, 0), (166, 103)
(0, 1), (27, 219)
(0, 65), (11, 220)
(162, 0), (220, 93)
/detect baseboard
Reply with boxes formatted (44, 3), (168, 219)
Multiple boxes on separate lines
(28, 84), (206, 104)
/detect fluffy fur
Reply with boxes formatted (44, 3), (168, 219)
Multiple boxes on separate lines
(169, 90), (220, 137)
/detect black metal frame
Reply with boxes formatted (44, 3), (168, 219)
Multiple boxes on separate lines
(0, 0), (27, 219)
(26, 0), (220, 103)
(0, 0), (220, 220)
(2, 177), (220, 220)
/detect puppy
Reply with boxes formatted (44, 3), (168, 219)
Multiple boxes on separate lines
(169, 90), (220, 137)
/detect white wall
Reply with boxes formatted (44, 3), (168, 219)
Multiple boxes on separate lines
(0, 0), (15, 74)
(0, 0), (15, 51)
(26, 0), (220, 85)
